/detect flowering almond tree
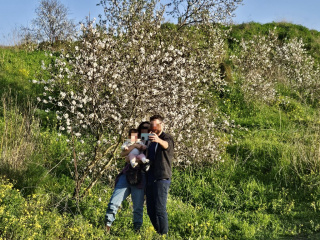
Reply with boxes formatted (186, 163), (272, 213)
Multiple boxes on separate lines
(98, 0), (243, 28)
(230, 30), (279, 102)
(165, 0), (243, 27)
(231, 30), (320, 103)
(275, 38), (320, 103)
(39, 0), (237, 199)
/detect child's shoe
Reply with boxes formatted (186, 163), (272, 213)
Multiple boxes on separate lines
(130, 158), (138, 168)
(141, 157), (149, 164)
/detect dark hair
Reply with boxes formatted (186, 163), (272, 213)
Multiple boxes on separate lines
(137, 121), (150, 138)
(128, 128), (139, 137)
(150, 114), (164, 122)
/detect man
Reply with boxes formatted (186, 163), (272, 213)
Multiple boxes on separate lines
(146, 114), (174, 235)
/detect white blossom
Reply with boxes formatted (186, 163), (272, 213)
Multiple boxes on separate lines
(75, 132), (81, 137)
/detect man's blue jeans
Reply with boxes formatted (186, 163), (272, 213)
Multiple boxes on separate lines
(146, 179), (171, 235)
(105, 173), (145, 230)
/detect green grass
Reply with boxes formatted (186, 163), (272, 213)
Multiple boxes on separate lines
(0, 48), (49, 108)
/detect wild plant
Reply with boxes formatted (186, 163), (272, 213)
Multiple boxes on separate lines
(232, 29), (320, 104)
(275, 38), (320, 103)
(0, 94), (39, 173)
(287, 119), (320, 180)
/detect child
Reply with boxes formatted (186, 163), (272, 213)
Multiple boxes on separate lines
(121, 129), (149, 168)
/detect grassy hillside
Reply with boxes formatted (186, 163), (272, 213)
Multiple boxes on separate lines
(229, 22), (320, 62)
(1, 22), (320, 239)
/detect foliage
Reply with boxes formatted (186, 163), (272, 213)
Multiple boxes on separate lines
(229, 22), (320, 62)
(0, 48), (47, 104)
(98, 0), (243, 29)
(0, 97), (36, 174)
(231, 29), (320, 104)
(0, 178), (106, 239)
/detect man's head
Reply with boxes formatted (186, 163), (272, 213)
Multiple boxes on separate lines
(149, 114), (164, 135)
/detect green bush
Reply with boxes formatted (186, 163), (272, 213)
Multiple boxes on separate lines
(0, 177), (106, 239)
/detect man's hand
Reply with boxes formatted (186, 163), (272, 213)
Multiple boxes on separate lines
(149, 133), (168, 149)
(149, 133), (160, 143)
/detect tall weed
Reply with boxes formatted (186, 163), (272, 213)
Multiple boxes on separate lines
(0, 95), (38, 173)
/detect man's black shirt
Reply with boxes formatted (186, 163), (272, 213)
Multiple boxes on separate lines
(147, 132), (174, 181)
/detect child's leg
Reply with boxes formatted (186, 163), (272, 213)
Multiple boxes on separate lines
(136, 153), (149, 163)
(129, 153), (138, 167)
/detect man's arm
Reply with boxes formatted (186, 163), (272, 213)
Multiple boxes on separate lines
(149, 134), (169, 149)
(158, 138), (168, 149)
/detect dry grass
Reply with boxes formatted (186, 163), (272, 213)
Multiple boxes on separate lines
(0, 95), (39, 172)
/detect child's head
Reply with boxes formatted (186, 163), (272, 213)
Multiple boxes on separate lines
(128, 129), (139, 142)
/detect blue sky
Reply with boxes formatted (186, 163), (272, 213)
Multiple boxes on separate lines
(1, 0), (320, 45)
(0, 0), (104, 45)
(233, 0), (320, 30)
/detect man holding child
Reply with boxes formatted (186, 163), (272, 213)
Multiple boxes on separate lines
(104, 114), (174, 236)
